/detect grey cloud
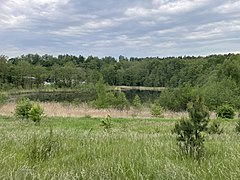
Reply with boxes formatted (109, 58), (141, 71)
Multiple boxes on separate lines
(0, 0), (240, 58)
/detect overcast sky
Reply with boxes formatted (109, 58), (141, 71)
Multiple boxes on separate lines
(1, 0), (240, 58)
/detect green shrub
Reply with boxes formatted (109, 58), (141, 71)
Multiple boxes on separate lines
(0, 93), (6, 106)
(114, 92), (129, 110)
(94, 77), (108, 108)
(159, 85), (197, 111)
(29, 103), (44, 124)
(15, 98), (44, 124)
(130, 94), (141, 118)
(106, 91), (117, 107)
(216, 104), (235, 119)
(133, 95), (142, 110)
(150, 102), (164, 118)
(207, 120), (223, 135)
(172, 96), (209, 159)
(15, 98), (33, 119)
(100, 115), (112, 132)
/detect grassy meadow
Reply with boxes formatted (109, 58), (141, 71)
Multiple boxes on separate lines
(0, 115), (240, 179)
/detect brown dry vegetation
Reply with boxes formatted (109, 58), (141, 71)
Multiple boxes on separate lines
(0, 102), (217, 119)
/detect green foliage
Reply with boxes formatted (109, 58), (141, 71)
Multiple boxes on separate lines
(94, 77), (108, 108)
(159, 85), (197, 111)
(202, 78), (240, 110)
(15, 98), (44, 123)
(115, 92), (129, 110)
(15, 98), (33, 119)
(133, 95), (142, 110)
(235, 120), (240, 134)
(150, 102), (164, 117)
(0, 93), (6, 106)
(207, 120), (223, 135)
(172, 96), (209, 159)
(28, 103), (44, 124)
(100, 115), (112, 132)
(106, 91), (129, 110)
(2, 53), (240, 111)
(187, 96), (210, 124)
(28, 126), (61, 162)
(106, 91), (117, 106)
(130, 94), (141, 117)
(216, 104), (235, 119)
(221, 56), (240, 85)
(173, 118), (204, 159)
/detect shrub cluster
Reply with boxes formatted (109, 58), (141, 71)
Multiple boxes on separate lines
(159, 85), (196, 111)
(15, 98), (44, 124)
(94, 78), (130, 110)
(216, 104), (235, 119)
(15, 98), (33, 119)
(150, 102), (164, 118)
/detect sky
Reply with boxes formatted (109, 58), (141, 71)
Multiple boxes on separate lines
(1, 0), (240, 58)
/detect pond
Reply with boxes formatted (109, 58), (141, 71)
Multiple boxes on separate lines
(7, 89), (161, 104)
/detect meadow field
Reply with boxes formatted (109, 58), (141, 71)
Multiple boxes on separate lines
(0, 115), (240, 179)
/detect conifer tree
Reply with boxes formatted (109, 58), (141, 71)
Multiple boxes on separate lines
(172, 95), (209, 159)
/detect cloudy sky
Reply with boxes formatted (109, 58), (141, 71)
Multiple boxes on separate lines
(1, 0), (240, 58)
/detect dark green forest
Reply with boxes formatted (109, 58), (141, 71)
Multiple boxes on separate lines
(1, 53), (240, 111)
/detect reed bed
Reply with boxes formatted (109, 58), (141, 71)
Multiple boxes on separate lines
(0, 102), (192, 119)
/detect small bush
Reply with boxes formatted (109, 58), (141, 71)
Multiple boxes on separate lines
(172, 95), (209, 160)
(94, 77), (108, 109)
(150, 102), (164, 118)
(15, 98), (44, 124)
(115, 92), (129, 110)
(29, 103), (44, 124)
(207, 120), (223, 135)
(133, 95), (142, 110)
(15, 98), (33, 119)
(131, 94), (141, 118)
(216, 104), (235, 119)
(100, 115), (112, 132)
(173, 118), (205, 158)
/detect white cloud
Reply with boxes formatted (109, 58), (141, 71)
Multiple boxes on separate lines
(0, 0), (69, 29)
(52, 19), (119, 36)
(125, 7), (156, 17)
(155, 0), (210, 13)
(153, 26), (187, 35)
(185, 20), (240, 40)
(216, 1), (240, 14)
(0, 15), (27, 28)
(125, 0), (210, 18)
(154, 41), (177, 48)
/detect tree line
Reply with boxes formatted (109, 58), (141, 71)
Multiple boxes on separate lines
(0, 53), (240, 111)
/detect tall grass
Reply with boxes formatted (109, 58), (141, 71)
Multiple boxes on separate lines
(0, 116), (239, 179)
(0, 102), (191, 119)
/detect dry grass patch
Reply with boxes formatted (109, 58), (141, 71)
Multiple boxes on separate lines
(0, 102), (216, 119)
